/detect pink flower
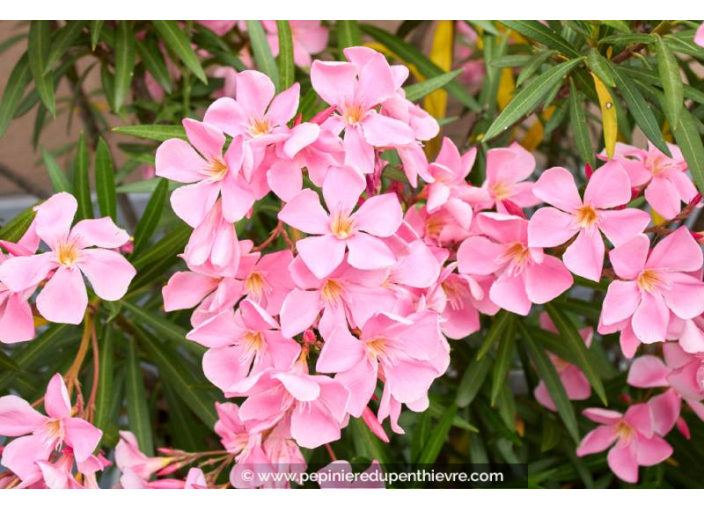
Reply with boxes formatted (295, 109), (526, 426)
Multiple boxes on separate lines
(528, 162), (650, 281)
(155, 120), (254, 227)
(279, 255), (397, 339)
(696, 23), (704, 47)
(237, 365), (350, 449)
(600, 227), (704, 344)
(576, 405), (673, 483)
(317, 311), (449, 417)
(278, 166), (403, 278)
(311, 47), (416, 173)
(0, 233), (39, 343)
(404, 200), (474, 247)
(424, 137), (477, 213)
(0, 193), (135, 324)
(457, 213), (573, 316)
(187, 299), (301, 393)
(0, 373), (102, 480)
(534, 313), (593, 411)
(115, 431), (170, 481)
(264, 20), (329, 68)
(603, 142), (698, 220)
(475, 143), (539, 212)
(120, 467), (207, 489)
(183, 198), (240, 276)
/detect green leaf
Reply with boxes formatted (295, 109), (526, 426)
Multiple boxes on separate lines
(403, 69), (463, 102)
(569, 80), (595, 167)
(599, 33), (656, 46)
(246, 20), (279, 89)
(475, 398), (521, 445)
(500, 20), (580, 58)
(45, 21), (86, 72)
(477, 310), (512, 360)
(586, 48), (615, 88)
(428, 398), (478, 432)
(349, 417), (392, 464)
(90, 21), (104, 50)
(0, 325), (70, 390)
(114, 21), (137, 111)
(540, 413), (562, 452)
(113, 124), (187, 142)
(73, 132), (92, 220)
(94, 325), (115, 443)
(361, 24), (480, 112)
(491, 316), (516, 406)
(545, 303), (607, 405)
(655, 35), (683, 130)
(0, 53), (32, 137)
(132, 178), (168, 257)
(671, 107), (704, 193)
(456, 353), (492, 408)
(0, 205), (36, 243)
(116, 178), (173, 194)
(0, 350), (21, 373)
(411, 412), (431, 463)
(136, 37), (173, 94)
(518, 321), (580, 444)
(95, 138), (117, 221)
(163, 383), (208, 452)
(600, 20), (631, 34)
(131, 224), (190, 270)
(128, 225), (192, 291)
(337, 20), (362, 53)
(41, 147), (71, 193)
(28, 21), (55, 116)
(276, 21), (294, 91)
(126, 337), (154, 456)
(490, 54), (535, 68)
(516, 50), (556, 87)
(416, 403), (457, 465)
(609, 64), (671, 157)
(137, 329), (219, 427)
(152, 21), (207, 84)
(484, 58), (584, 141)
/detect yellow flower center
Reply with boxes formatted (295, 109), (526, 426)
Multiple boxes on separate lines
(206, 157), (229, 181)
(637, 269), (663, 293)
(615, 420), (634, 444)
(343, 104), (366, 125)
(574, 204), (599, 229)
(366, 336), (394, 364)
(491, 181), (512, 201)
(441, 279), (469, 311)
(321, 279), (344, 303)
(248, 117), (272, 137)
(56, 240), (81, 267)
(245, 272), (269, 300)
(506, 242), (531, 266)
(330, 212), (355, 239)
(242, 331), (265, 353)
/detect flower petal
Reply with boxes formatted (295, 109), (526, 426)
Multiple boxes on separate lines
(36, 266), (87, 325)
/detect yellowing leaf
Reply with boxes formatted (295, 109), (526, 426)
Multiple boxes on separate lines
(592, 73), (618, 159)
(497, 68), (516, 111)
(520, 105), (555, 152)
(423, 21), (454, 121)
(651, 209), (667, 226)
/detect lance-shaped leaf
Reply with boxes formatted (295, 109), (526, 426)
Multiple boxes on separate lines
(94, 325), (115, 445)
(126, 337), (154, 456)
(131, 178), (168, 257)
(404, 69), (463, 102)
(592, 73), (617, 159)
(113, 124), (187, 142)
(42, 147), (71, 193)
(152, 21), (207, 84)
(500, 20), (580, 58)
(28, 21), (55, 116)
(246, 20), (279, 89)
(136, 36), (172, 94)
(0, 53), (31, 137)
(477, 310), (512, 360)
(276, 21), (294, 91)
(655, 35), (683, 130)
(416, 403), (458, 464)
(73, 132), (92, 220)
(338, 20), (362, 54)
(457, 353), (492, 408)
(491, 316), (516, 405)
(45, 21), (86, 73)
(114, 21), (136, 111)
(672, 106), (704, 193)
(569, 80), (595, 167)
(95, 138), (117, 221)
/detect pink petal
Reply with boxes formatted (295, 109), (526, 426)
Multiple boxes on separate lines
(203, 97), (248, 137)
(170, 181), (220, 228)
(44, 373), (71, 419)
(346, 232), (396, 270)
(310, 61), (357, 107)
(317, 326), (366, 373)
(0, 292), (35, 343)
(524, 255), (573, 304)
(32, 192), (77, 249)
(155, 139), (206, 183)
(646, 226), (703, 273)
(609, 234), (649, 280)
(627, 355), (670, 388)
(220, 174), (256, 223)
(0, 435), (50, 480)
(601, 280), (640, 326)
(576, 425), (617, 456)
(0, 395), (47, 436)
(283, 122), (320, 158)
(562, 229), (605, 282)
(322, 166), (365, 216)
(361, 111), (415, 147)
(266, 83), (300, 126)
(632, 292), (669, 343)
(275, 373), (320, 401)
(598, 208), (650, 247)
(77, 249), (136, 301)
(36, 266), (87, 325)
(336, 359), (377, 417)
(457, 236), (504, 275)
(583, 408), (622, 424)
(527, 207), (579, 248)
(278, 189), (330, 234)
(0, 252), (55, 293)
(70, 218), (130, 249)
(695, 23), (704, 47)
(183, 118), (225, 162)
(648, 389), (680, 436)
(202, 346), (252, 392)
(661, 273), (704, 320)
(290, 401), (342, 449)
(353, 194), (402, 237)
(584, 161), (632, 209)
(645, 177), (681, 220)
(162, 272), (218, 312)
(279, 289), (322, 338)
(236, 70), (275, 118)
(343, 125), (375, 174)
(635, 435), (673, 466)
(64, 417), (102, 462)
(608, 444), (639, 483)
(561, 366), (591, 400)
(489, 273), (531, 316)
(296, 234), (346, 279)
(532, 167), (582, 212)
(486, 145), (535, 186)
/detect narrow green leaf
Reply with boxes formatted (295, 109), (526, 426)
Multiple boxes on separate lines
(246, 20), (279, 89)
(490, 54), (535, 68)
(518, 321), (580, 444)
(94, 325), (115, 442)
(338, 20), (362, 52)
(28, 21), (55, 116)
(0, 205), (36, 243)
(500, 20), (580, 58)
(540, 413), (562, 452)
(411, 412), (431, 463)
(545, 303), (607, 405)
(137, 329), (218, 427)
(569, 80), (595, 167)
(135, 37), (173, 94)
(73, 132), (92, 220)
(477, 310), (511, 360)
(427, 398), (478, 432)
(152, 20), (207, 84)
(0, 53), (32, 137)
(113, 124), (187, 142)
(600, 20), (631, 33)
(132, 178), (168, 257)
(128, 225), (192, 291)
(609, 64), (671, 157)
(416, 403), (457, 465)
(41, 148), (71, 193)
(491, 316), (516, 406)
(516, 50), (556, 87)
(484, 58), (584, 141)
(403, 69), (463, 102)
(130, 224), (191, 270)
(655, 35), (683, 130)
(456, 353), (492, 408)
(114, 21), (136, 111)
(45, 21), (86, 72)
(163, 384), (208, 452)
(599, 33), (656, 46)
(90, 21), (104, 50)
(276, 21), (294, 91)
(361, 24), (480, 112)
(101, 63), (116, 112)
(126, 337), (154, 455)
(0, 350), (21, 373)
(586, 49), (615, 88)
(0, 325), (70, 390)
(475, 398), (521, 445)
(671, 107), (704, 193)
(95, 138), (117, 221)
